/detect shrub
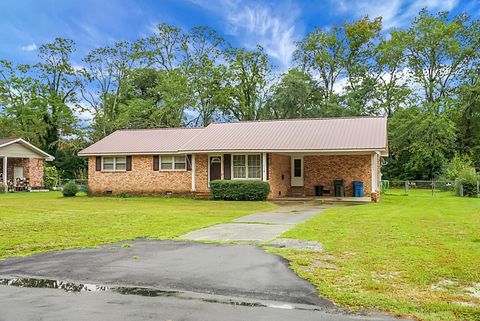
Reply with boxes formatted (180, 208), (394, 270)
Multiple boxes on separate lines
(455, 168), (479, 197)
(210, 180), (270, 201)
(62, 180), (79, 197)
(44, 166), (61, 190)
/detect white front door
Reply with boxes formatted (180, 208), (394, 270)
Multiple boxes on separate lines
(14, 166), (24, 181)
(291, 156), (304, 187)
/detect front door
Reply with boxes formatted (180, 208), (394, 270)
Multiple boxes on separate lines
(209, 156), (222, 183)
(14, 166), (24, 181)
(291, 156), (304, 187)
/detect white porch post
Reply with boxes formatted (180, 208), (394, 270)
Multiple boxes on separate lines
(262, 153), (267, 182)
(191, 154), (196, 192)
(2, 156), (7, 190)
(371, 153), (378, 193)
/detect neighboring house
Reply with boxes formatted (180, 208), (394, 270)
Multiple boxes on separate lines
(79, 117), (388, 200)
(0, 138), (55, 190)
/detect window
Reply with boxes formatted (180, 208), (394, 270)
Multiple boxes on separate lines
(294, 159), (302, 177)
(160, 155), (186, 171)
(232, 154), (262, 179)
(102, 156), (126, 171)
(233, 155), (246, 178)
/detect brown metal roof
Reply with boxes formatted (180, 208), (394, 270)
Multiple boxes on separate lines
(0, 138), (18, 146)
(79, 117), (388, 155)
(181, 117), (387, 152)
(78, 128), (204, 155)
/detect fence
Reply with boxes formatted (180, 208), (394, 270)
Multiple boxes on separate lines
(380, 180), (479, 197)
(56, 179), (88, 193)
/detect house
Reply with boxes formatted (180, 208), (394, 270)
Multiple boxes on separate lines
(0, 138), (55, 191)
(78, 117), (388, 200)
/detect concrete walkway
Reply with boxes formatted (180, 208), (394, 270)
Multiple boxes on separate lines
(180, 203), (328, 242)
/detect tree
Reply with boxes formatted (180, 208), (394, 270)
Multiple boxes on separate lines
(184, 26), (230, 126)
(384, 106), (456, 179)
(0, 60), (46, 144)
(404, 10), (480, 111)
(82, 41), (136, 140)
(266, 69), (319, 119)
(224, 46), (271, 121)
(35, 38), (81, 156)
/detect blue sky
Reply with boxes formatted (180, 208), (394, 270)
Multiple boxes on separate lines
(1, 0), (479, 70)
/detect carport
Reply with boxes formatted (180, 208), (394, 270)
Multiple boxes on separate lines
(0, 138), (54, 191)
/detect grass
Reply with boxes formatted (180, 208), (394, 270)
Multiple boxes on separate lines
(274, 192), (480, 321)
(0, 192), (275, 259)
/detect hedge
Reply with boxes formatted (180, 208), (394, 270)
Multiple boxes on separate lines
(210, 180), (270, 201)
(62, 180), (79, 197)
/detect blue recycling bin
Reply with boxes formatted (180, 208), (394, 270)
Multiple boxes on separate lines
(353, 181), (364, 197)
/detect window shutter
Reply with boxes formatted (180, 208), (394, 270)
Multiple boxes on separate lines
(223, 154), (231, 180)
(153, 155), (159, 171)
(95, 156), (101, 171)
(186, 154), (192, 171)
(126, 156), (132, 171)
(266, 153), (269, 180)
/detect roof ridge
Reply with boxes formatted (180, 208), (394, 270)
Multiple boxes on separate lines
(209, 116), (386, 125)
(115, 127), (204, 132)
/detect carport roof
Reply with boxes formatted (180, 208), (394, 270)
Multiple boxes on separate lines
(0, 138), (55, 160)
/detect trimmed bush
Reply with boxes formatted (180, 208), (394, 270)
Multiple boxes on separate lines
(62, 180), (79, 197)
(210, 180), (270, 201)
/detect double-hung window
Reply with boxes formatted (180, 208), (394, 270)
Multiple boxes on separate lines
(232, 154), (261, 179)
(102, 156), (126, 171)
(160, 155), (186, 171)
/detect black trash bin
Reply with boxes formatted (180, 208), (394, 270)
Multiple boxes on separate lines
(334, 180), (345, 197)
(353, 181), (364, 197)
(315, 185), (324, 196)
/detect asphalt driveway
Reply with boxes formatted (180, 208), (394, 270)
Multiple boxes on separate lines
(0, 239), (409, 321)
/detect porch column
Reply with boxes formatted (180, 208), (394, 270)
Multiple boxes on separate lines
(191, 154), (196, 192)
(2, 156), (7, 190)
(262, 153), (267, 182)
(371, 153), (378, 193)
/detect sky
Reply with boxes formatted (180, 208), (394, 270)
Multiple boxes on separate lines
(1, 0), (479, 71)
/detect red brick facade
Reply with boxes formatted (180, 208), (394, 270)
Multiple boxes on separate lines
(87, 154), (210, 196)
(87, 153), (378, 199)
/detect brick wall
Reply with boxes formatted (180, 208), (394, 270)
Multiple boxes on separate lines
(0, 158), (44, 187)
(88, 154), (209, 195)
(267, 153), (291, 199)
(303, 154), (373, 197)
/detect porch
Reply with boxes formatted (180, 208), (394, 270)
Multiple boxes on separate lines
(0, 138), (54, 191)
(204, 152), (381, 200)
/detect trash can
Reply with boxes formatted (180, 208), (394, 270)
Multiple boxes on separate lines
(315, 185), (324, 196)
(334, 180), (345, 197)
(353, 181), (364, 197)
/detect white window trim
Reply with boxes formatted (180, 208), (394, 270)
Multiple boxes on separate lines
(231, 154), (262, 180)
(159, 154), (187, 172)
(102, 156), (127, 172)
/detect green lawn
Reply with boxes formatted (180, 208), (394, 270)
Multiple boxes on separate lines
(275, 194), (480, 321)
(0, 192), (274, 259)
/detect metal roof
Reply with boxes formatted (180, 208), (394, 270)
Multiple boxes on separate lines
(181, 117), (388, 152)
(79, 117), (388, 155)
(78, 128), (204, 155)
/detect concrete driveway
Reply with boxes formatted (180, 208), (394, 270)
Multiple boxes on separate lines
(0, 239), (407, 321)
(181, 203), (328, 242)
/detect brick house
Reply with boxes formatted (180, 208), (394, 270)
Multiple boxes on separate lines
(0, 138), (54, 191)
(79, 117), (388, 200)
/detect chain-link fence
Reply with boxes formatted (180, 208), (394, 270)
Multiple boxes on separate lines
(381, 180), (458, 197)
(56, 179), (88, 193)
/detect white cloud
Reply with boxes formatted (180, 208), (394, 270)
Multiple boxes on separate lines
(333, 0), (458, 29)
(20, 43), (37, 51)
(189, 0), (302, 70)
